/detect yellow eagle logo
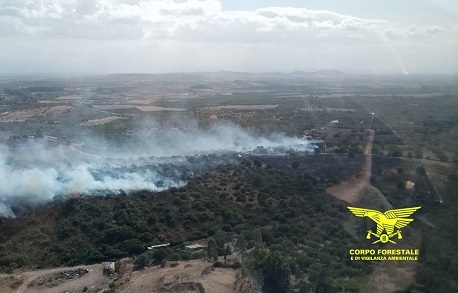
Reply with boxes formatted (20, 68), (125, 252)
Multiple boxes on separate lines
(348, 206), (421, 244)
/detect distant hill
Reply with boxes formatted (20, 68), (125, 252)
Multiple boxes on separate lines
(104, 70), (346, 81)
(289, 70), (345, 78)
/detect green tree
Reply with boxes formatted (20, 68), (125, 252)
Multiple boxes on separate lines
(453, 153), (458, 164)
(35, 128), (44, 139)
(152, 249), (169, 263)
(253, 175), (264, 188)
(390, 146), (402, 157)
(207, 239), (217, 261)
(397, 181), (405, 190)
(315, 270), (335, 293)
(134, 254), (149, 269)
(261, 230), (275, 246)
(299, 282), (310, 293)
(262, 252), (291, 293)
(253, 160), (262, 168)
(224, 245), (231, 264)
(253, 229), (262, 243)
(414, 148), (423, 159)
(235, 235), (247, 253)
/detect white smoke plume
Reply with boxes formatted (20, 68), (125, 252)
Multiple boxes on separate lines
(0, 120), (316, 217)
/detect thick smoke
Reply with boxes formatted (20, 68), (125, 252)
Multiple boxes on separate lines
(0, 120), (316, 217)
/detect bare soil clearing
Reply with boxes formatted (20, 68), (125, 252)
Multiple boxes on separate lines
(0, 260), (253, 293)
(117, 259), (244, 293)
(128, 99), (156, 105)
(80, 116), (128, 126)
(45, 106), (73, 114)
(93, 105), (135, 110)
(0, 106), (72, 122)
(0, 108), (48, 122)
(136, 106), (186, 112)
(202, 105), (278, 110)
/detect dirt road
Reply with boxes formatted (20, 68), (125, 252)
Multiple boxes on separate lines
(3, 264), (103, 293)
(326, 129), (374, 204)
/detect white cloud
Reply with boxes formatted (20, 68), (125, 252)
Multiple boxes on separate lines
(0, 0), (456, 74)
(386, 25), (448, 39)
(0, 0), (404, 39)
(0, 0), (452, 42)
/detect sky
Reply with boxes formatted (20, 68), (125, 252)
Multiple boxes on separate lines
(0, 0), (457, 75)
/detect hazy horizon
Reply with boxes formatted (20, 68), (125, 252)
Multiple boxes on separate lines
(1, 70), (457, 78)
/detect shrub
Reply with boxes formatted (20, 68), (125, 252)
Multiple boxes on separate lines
(253, 175), (264, 188)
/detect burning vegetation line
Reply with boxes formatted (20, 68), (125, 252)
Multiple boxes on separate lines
(0, 121), (317, 218)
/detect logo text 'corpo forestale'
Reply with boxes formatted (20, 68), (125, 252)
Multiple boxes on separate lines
(347, 206), (421, 261)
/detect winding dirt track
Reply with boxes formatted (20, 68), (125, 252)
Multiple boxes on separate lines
(326, 129), (374, 204)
